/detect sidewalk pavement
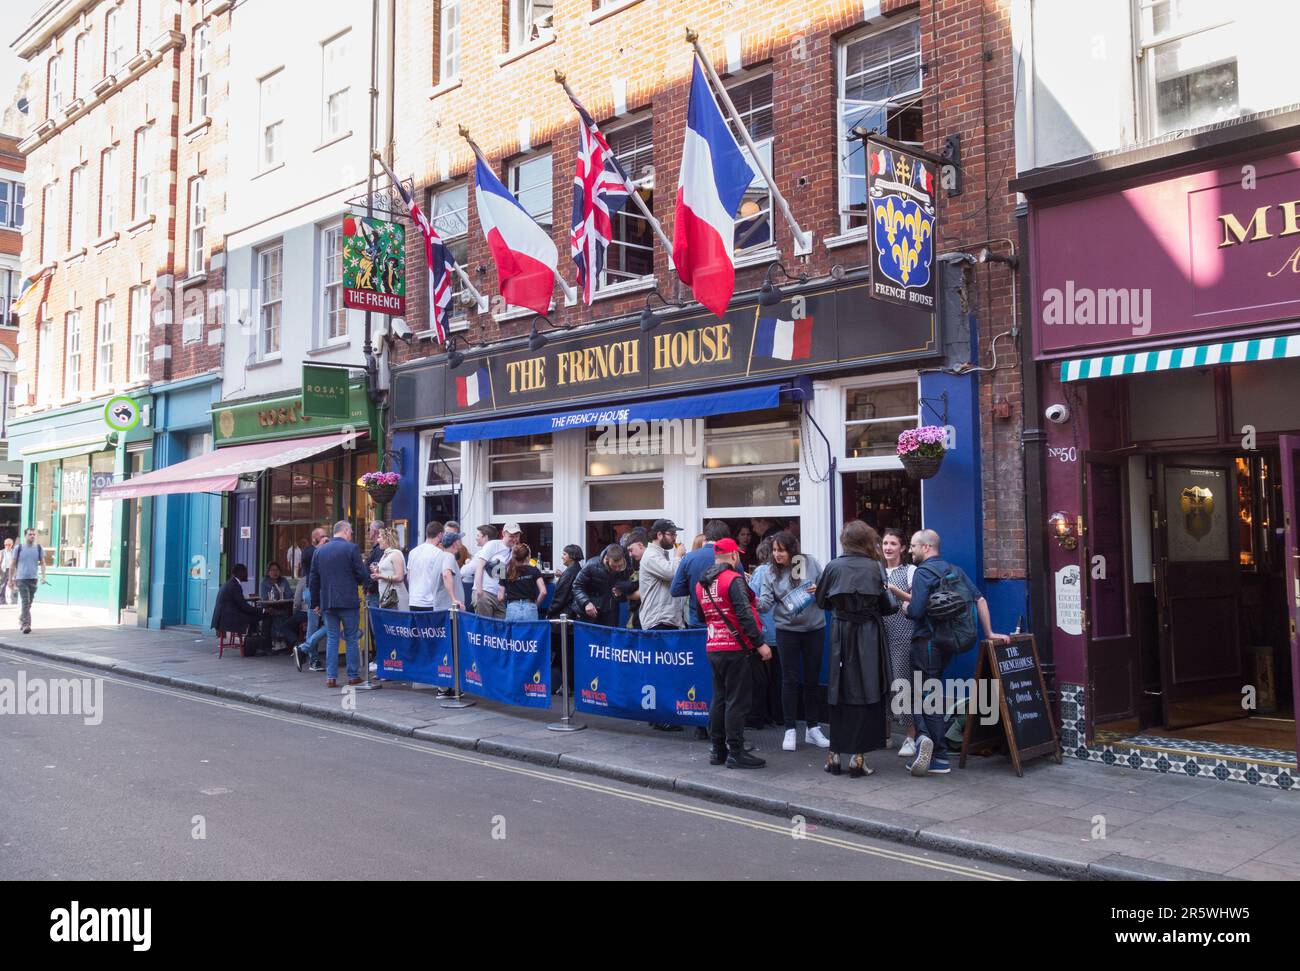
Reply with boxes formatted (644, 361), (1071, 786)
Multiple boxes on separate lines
(5, 604), (1300, 881)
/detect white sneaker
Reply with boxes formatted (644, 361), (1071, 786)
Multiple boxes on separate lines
(898, 737), (917, 758)
(782, 729), (797, 751)
(806, 725), (831, 749)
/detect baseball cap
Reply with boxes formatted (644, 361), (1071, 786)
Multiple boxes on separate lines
(714, 538), (743, 554)
(439, 531), (463, 549)
(650, 518), (680, 533)
(502, 522), (522, 535)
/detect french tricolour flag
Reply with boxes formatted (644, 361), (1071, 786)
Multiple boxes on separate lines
(456, 365), (491, 408)
(754, 316), (814, 361)
(673, 59), (755, 319)
(475, 156), (558, 316)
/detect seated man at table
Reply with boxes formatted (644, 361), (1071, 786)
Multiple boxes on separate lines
(212, 564), (264, 642)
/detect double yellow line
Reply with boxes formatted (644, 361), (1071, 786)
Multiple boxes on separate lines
(1, 649), (1021, 881)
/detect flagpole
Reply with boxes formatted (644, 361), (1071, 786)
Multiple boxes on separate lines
(553, 71), (677, 273)
(684, 29), (814, 257)
(371, 151), (490, 315)
(458, 126), (579, 306)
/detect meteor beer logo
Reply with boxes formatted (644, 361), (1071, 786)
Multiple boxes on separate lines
(464, 660), (483, 688)
(675, 683), (708, 719)
(580, 675), (608, 708)
(437, 652), (453, 680)
(523, 669), (548, 699)
(381, 647), (404, 675)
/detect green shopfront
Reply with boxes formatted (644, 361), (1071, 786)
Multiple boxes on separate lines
(8, 391), (154, 615)
(210, 382), (380, 584)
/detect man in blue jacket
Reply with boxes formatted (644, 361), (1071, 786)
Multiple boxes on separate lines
(897, 529), (1007, 777)
(308, 519), (371, 688)
(670, 520), (732, 628)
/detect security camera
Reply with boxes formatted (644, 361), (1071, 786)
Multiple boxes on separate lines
(391, 319), (412, 340)
(1045, 403), (1071, 424)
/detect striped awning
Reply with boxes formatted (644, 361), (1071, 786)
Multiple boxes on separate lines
(1059, 333), (1300, 382)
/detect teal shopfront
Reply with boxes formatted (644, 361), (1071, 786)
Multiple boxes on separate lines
(8, 392), (153, 616)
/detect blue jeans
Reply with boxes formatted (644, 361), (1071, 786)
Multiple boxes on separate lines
(323, 607), (361, 681)
(505, 600), (539, 622)
(910, 637), (948, 763)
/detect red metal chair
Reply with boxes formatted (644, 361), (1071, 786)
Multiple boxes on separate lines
(217, 629), (246, 659)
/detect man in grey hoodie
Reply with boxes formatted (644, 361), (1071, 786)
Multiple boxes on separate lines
(640, 519), (688, 733)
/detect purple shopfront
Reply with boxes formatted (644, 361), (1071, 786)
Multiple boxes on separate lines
(1018, 134), (1300, 789)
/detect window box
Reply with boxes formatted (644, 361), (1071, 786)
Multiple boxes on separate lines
(126, 214), (156, 237)
(183, 116), (212, 141)
(92, 232), (120, 253)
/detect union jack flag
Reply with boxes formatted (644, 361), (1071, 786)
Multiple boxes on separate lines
(375, 156), (456, 345)
(568, 96), (633, 305)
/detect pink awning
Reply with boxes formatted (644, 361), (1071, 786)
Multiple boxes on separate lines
(97, 430), (362, 500)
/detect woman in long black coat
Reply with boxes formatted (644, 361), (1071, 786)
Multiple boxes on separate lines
(814, 520), (898, 778)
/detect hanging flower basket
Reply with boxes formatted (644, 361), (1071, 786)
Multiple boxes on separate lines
(897, 426), (947, 480)
(360, 471), (400, 505)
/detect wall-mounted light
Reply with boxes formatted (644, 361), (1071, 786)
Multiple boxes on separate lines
(528, 315), (551, 353)
(446, 335), (465, 370)
(639, 289), (685, 333)
(1048, 511), (1081, 550)
(758, 261), (809, 307)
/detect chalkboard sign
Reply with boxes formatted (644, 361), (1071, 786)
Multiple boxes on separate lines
(960, 634), (1061, 776)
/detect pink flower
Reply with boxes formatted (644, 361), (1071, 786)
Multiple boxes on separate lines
(897, 425), (946, 459)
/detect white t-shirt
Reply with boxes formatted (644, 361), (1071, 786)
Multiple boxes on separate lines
(406, 542), (442, 608)
(474, 539), (510, 596)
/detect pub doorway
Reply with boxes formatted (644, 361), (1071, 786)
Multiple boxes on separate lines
(1089, 448), (1297, 761)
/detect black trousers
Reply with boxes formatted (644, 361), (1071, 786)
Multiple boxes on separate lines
(776, 627), (824, 729)
(708, 650), (754, 749)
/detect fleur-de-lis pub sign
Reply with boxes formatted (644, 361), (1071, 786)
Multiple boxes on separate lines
(867, 139), (938, 312)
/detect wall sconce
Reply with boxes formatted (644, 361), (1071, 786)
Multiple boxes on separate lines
(1048, 511), (1081, 550)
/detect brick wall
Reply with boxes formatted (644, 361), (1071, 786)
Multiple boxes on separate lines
(388, 0), (1025, 577)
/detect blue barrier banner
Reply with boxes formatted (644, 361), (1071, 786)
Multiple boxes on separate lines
(457, 612), (552, 708)
(572, 623), (711, 727)
(370, 608), (454, 686)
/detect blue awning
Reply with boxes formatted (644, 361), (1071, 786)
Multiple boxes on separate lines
(443, 384), (784, 442)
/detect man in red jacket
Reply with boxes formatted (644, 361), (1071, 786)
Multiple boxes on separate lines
(696, 538), (772, 768)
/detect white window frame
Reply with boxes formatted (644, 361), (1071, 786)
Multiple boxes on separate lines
(95, 297), (114, 389)
(321, 32), (350, 140)
(0, 178), (24, 230)
(838, 372), (921, 473)
(836, 18), (923, 236)
(259, 70), (285, 169)
(257, 242), (284, 358)
(1134, 0), (1238, 139)
(0, 270), (20, 327)
(488, 433), (555, 524)
(439, 0), (461, 81)
(139, 0), (158, 49)
(507, 0), (555, 51)
(74, 30), (90, 99)
(37, 318), (53, 405)
(129, 285), (150, 381)
(419, 430), (463, 498)
(188, 175), (206, 272)
(48, 52), (63, 115)
(508, 151), (553, 230)
(41, 183), (57, 261)
(100, 146), (118, 235)
(105, 6), (124, 75)
(724, 69), (775, 256)
(429, 181), (470, 331)
(66, 310), (82, 395)
(598, 114), (655, 290)
(68, 165), (87, 251)
(132, 126), (152, 221)
(193, 22), (211, 118)
(320, 222), (346, 342)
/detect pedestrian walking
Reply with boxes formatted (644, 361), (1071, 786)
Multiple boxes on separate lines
(816, 521), (897, 778)
(294, 528), (329, 672)
(11, 528), (46, 634)
(696, 538), (771, 769)
(308, 519), (371, 688)
(880, 527), (918, 756)
(757, 530), (829, 751)
(891, 528), (1008, 777)
(0, 538), (15, 605)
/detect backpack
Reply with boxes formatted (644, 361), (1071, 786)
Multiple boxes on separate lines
(919, 562), (978, 656)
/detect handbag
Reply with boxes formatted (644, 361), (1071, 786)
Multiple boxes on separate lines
(379, 583), (399, 609)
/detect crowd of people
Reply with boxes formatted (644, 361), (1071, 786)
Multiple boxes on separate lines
(209, 513), (1010, 778)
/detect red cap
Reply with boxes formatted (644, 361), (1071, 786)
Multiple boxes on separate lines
(714, 538), (743, 554)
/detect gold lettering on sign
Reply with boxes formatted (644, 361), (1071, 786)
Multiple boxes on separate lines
(651, 324), (732, 371)
(555, 339), (640, 386)
(507, 357), (547, 394)
(1267, 244), (1300, 278)
(1281, 200), (1300, 238)
(1219, 205), (1274, 247)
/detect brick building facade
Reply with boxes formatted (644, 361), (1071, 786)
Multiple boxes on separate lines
(384, 0), (1026, 610)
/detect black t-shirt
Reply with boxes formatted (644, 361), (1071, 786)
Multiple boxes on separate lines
(504, 565), (543, 602)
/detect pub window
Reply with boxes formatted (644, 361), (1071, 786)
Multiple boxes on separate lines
(600, 116), (654, 289)
(704, 405), (800, 469)
(424, 435), (462, 488)
(837, 19), (923, 234)
(438, 0), (461, 82)
(724, 70), (774, 254)
(844, 382), (920, 459)
(508, 152), (553, 232)
(489, 433), (554, 568)
(507, 0), (554, 51)
(429, 182), (469, 327)
(321, 31), (351, 141)
(321, 222), (346, 341)
(1137, 0), (1238, 138)
(489, 433), (553, 482)
(58, 455), (88, 568)
(585, 425), (665, 512)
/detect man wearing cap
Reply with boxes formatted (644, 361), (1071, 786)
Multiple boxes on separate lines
(640, 519), (687, 732)
(472, 523), (519, 618)
(697, 538), (771, 768)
